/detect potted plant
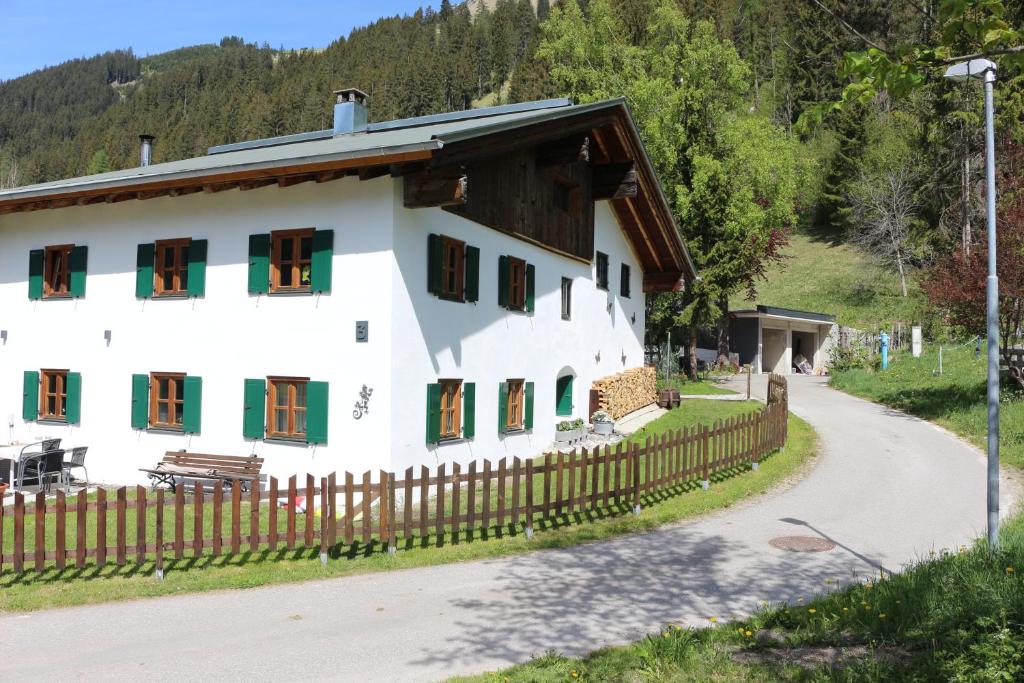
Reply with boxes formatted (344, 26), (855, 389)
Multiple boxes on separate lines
(591, 410), (614, 435)
(555, 418), (585, 443)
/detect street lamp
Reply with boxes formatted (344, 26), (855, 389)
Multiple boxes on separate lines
(944, 58), (1000, 550)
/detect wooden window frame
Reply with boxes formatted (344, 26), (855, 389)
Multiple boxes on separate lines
(560, 277), (572, 320)
(507, 256), (527, 311)
(149, 372), (186, 430)
(270, 228), (314, 293)
(154, 238), (191, 297)
(39, 368), (69, 421)
(43, 244), (73, 298)
(506, 379), (525, 431)
(595, 251), (609, 291)
(439, 379), (463, 440)
(266, 376), (309, 440)
(620, 263), (631, 298)
(440, 236), (465, 301)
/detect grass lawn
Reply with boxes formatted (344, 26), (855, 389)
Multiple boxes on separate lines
(830, 343), (1024, 469)
(657, 376), (736, 396)
(0, 401), (816, 612)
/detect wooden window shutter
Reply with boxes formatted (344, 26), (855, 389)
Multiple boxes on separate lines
(69, 246), (88, 298)
(186, 239), (208, 297)
(243, 378), (267, 439)
(425, 383), (442, 444)
(135, 243), (155, 298)
(182, 376), (203, 434)
(498, 256), (510, 308)
(130, 374), (149, 429)
(497, 381), (508, 433)
(465, 245), (480, 303)
(427, 234), (443, 295)
(22, 371), (39, 420)
(247, 234), (271, 294)
(306, 381), (329, 444)
(65, 372), (82, 425)
(310, 229), (334, 293)
(462, 382), (476, 439)
(524, 381), (535, 430)
(28, 250), (44, 300)
(525, 263), (536, 313)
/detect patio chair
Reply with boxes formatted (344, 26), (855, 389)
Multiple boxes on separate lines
(19, 449), (66, 493)
(41, 438), (61, 452)
(63, 446), (89, 489)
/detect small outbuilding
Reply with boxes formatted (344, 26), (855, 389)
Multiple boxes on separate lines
(729, 305), (836, 375)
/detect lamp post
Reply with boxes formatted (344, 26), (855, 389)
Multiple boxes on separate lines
(944, 58), (1000, 550)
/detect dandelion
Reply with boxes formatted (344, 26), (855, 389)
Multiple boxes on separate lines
(808, 608), (817, 614)
(864, 605), (871, 611)
(745, 630), (753, 637)
(709, 616), (717, 623)
(825, 579), (833, 585)
(865, 583), (873, 590)
(571, 671), (579, 679)
(842, 607), (849, 612)
(1006, 567), (1015, 574)
(879, 613), (887, 619)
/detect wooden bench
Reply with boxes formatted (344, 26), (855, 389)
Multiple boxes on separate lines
(140, 451), (264, 492)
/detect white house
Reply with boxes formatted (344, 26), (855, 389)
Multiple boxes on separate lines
(0, 92), (695, 485)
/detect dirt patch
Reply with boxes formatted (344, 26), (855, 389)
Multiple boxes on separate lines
(732, 643), (911, 670)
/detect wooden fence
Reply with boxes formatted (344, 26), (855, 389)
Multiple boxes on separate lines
(0, 376), (788, 576)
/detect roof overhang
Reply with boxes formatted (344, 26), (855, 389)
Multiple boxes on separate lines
(731, 305), (836, 325)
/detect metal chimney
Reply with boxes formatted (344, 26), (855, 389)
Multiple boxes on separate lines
(139, 135), (154, 167)
(333, 88), (368, 136)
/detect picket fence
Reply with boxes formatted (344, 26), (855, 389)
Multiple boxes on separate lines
(0, 376), (788, 575)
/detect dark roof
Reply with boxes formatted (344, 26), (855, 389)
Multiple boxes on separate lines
(731, 305), (836, 323)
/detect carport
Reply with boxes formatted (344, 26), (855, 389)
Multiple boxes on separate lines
(729, 305), (837, 375)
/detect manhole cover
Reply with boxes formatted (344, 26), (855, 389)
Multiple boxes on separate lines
(769, 535), (835, 552)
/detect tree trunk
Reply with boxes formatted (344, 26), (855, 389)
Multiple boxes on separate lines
(687, 329), (698, 381)
(962, 155), (972, 257)
(895, 249), (908, 298)
(717, 294), (731, 365)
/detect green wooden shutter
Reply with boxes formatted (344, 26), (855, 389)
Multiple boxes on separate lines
(497, 382), (508, 433)
(556, 375), (573, 416)
(306, 381), (329, 444)
(243, 378), (267, 439)
(131, 374), (149, 429)
(427, 234), (443, 296)
(136, 243), (155, 298)
(69, 246), (88, 298)
(525, 263), (536, 313)
(311, 230), (334, 293)
(247, 234), (270, 294)
(498, 256), (509, 308)
(425, 383), (442, 444)
(28, 250), (44, 300)
(186, 239), (207, 297)
(65, 372), (82, 425)
(465, 245), (480, 303)
(182, 376), (203, 434)
(22, 371), (39, 421)
(524, 381), (535, 430)
(462, 382), (476, 439)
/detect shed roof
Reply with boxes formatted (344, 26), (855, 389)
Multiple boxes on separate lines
(731, 305), (837, 324)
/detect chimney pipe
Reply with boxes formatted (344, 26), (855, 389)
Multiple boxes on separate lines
(139, 135), (154, 167)
(333, 88), (368, 136)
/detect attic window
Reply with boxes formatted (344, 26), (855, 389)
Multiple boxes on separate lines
(553, 177), (581, 217)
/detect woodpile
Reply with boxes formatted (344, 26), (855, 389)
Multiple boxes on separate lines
(591, 366), (656, 420)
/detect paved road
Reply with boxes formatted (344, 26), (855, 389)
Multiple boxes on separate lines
(1, 377), (1016, 682)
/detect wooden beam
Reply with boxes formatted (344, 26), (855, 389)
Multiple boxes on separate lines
(277, 174), (313, 188)
(239, 178), (276, 192)
(315, 170), (346, 184)
(358, 165), (390, 181)
(167, 187), (202, 197)
(591, 161), (637, 200)
(48, 198), (77, 209)
(536, 134), (589, 167)
(203, 183), (236, 194)
(642, 271), (685, 293)
(403, 171), (468, 208)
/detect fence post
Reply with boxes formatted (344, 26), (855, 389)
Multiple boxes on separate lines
(632, 442), (641, 516)
(388, 471), (397, 555)
(701, 426), (710, 490)
(155, 488), (164, 580)
(320, 476), (329, 566)
(525, 459), (535, 539)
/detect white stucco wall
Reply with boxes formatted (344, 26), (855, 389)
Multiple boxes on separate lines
(0, 178), (395, 484)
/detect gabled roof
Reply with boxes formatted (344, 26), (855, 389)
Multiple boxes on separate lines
(0, 98), (696, 287)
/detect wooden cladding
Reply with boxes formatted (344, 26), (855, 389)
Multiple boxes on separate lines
(591, 162), (637, 200)
(404, 170), (468, 208)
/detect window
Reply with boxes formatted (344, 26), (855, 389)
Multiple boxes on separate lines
(267, 377), (309, 439)
(507, 256), (527, 310)
(154, 239), (190, 296)
(498, 380), (533, 433)
(271, 229), (314, 292)
(620, 263), (631, 298)
(40, 369), (68, 420)
(44, 245), (73, 297)
(506, 380), (525, 431)
(150, 373), (185, 429)
(441, 236), (465, 301)
(439, 380), (462, 439)
(498, 255), (534, 312)
(596, 251), (609, 290)
(553, 177), (581, 217)
(561, 277), (572, 320)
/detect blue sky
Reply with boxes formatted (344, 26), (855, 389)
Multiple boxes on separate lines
(0, 0), (431, 81)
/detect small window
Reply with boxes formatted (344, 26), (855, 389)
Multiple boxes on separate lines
(441, 236), (465, 301)
(507, 256), (527, 310)
(505, 379), (525, 431)
(596, 251), (609, 290)
(150, 372), (185, 429)
(553, 177), (581, 216)
(40, 369), (69, 420)
(267, 376), (309, 440)
(620, 263), (631, 298)
(561, 277), (572, 320)
(271, 229), (314, 292)
(44, 245), (73, 297)
(439, 379), (462, 439)
(154, 239), (190, 296)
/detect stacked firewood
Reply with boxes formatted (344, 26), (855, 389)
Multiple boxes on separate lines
(592, 366), (656, 419)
